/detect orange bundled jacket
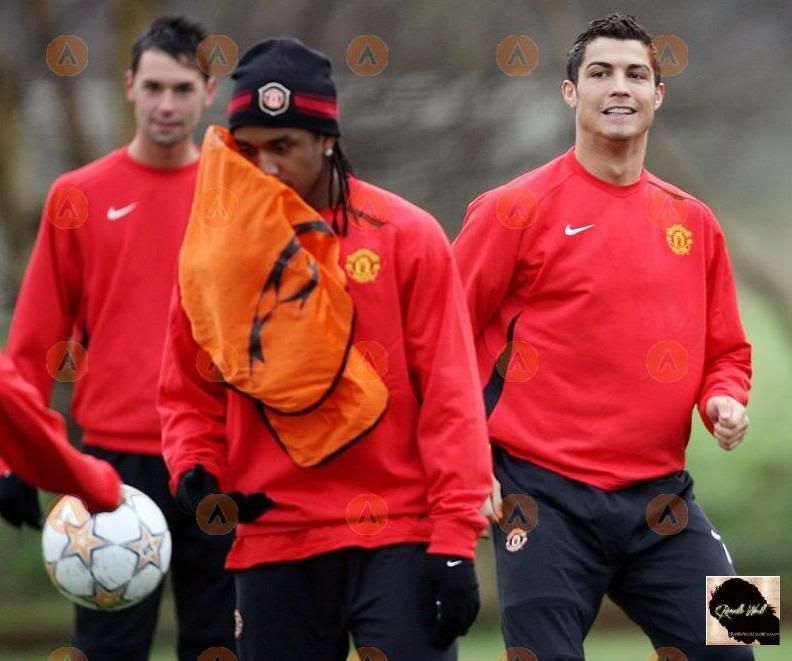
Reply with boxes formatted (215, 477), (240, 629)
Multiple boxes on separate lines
(178, 126), (387, 467)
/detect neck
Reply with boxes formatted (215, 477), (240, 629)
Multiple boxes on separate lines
(127, 134), (199, 169)
(304, 162), (338, 212)
(573, 132), (647, 185)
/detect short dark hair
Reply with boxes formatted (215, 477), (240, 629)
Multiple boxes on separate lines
(566, 13), (661, 86)
(130, 16), (208, 80)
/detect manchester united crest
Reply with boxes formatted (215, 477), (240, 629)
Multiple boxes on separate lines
(666, 224), (693, 255)
(505, 527), (528, 552)
(345, 248), (381, 283)
(258, 82), (290, 116)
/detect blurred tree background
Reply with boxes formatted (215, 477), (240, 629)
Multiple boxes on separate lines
(0, 0), (790, 658)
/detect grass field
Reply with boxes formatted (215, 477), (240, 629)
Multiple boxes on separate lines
(1, 596), (786, 660)
(4, 626), (787, 660)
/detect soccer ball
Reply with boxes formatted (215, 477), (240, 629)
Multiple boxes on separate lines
(42, 484), (172, 610)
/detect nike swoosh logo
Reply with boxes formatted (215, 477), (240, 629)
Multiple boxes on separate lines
(711, 529), (722, 541)
(565, 223), (595, 236)
(446, 560), (463, 567)
(107, 202), (138, 221)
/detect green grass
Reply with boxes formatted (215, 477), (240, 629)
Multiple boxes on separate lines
(3, 626), (787, 660)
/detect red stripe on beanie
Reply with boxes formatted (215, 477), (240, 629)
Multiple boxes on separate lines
(227, 91), (253, 116)
(294, 93), (338, 119)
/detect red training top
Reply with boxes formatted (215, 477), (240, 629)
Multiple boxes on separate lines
(5, 147), (198, 463)
(0, 351), (120, 512)
(159, 176), (492, 566)
(453, 148), (751, 490)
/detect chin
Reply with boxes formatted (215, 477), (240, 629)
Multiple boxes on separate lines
(149, 132), (188, 147)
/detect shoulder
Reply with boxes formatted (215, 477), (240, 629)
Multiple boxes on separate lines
(646, 171), (723, 233)
(50, 149), (129, 192)
(348, 177), (447, 243)
(464, 151), (571, 224)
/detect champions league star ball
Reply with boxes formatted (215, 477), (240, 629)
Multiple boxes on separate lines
(42, 485), (171, 610)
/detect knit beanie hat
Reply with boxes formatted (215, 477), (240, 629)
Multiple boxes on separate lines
(227, 37), (340, 136)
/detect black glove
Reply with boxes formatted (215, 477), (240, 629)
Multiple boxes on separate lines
(425, 553), (480, 649)
(0, 473), (42, 529)
(175, 465), (273, 523)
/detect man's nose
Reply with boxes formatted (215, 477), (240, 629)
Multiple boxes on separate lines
(609, 72), (631, 95)
(157, 89), (177, 112)
(258, 153), (279, 176)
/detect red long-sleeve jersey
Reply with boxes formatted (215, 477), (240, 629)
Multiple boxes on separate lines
(6, 148), (198, 460)
(0, 352), (120, 512)
(453, 148), (751, 490)
(159, 176), (491, 566)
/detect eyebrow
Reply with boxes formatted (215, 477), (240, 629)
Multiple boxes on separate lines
(586, 61), (652, 72)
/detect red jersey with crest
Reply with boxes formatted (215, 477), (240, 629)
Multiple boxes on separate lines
(453, 148), (751, 490)
(5, 148), (197, 465)
(158, 176), (491, 566)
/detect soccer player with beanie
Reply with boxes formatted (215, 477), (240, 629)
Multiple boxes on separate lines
(0, 16), (237, 661)
(159, 37), (491, 660)
(454, 14), (753, 661)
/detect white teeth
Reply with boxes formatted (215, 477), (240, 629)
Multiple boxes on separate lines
(605, 108), (634, 115)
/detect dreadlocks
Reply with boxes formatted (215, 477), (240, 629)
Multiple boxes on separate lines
(328, 141), (354, 236)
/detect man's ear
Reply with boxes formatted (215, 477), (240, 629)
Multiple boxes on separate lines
(124, 69), (135, 101)
(654, 81), (665, 111)
(204, 77), (219, 108)
(561, 79), (577, 109)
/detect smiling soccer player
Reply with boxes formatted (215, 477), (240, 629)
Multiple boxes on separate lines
(454, 13), (753, 661)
